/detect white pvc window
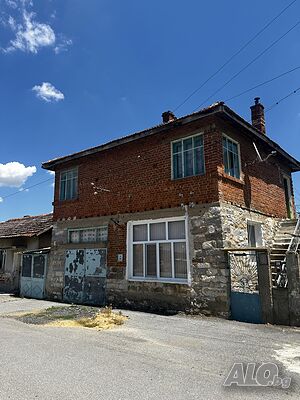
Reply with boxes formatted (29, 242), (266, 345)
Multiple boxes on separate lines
(172, 134), (205, 179)
(60, 168), (78, 201)
(128, 218), (189, 283)
(69, 226), (108, 244)
(223, 135), (241, 179)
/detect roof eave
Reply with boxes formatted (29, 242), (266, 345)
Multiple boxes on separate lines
(222, 106), (300, 172)
(42, 105), (222, 170)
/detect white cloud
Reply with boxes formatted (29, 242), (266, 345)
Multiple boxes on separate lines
(1, 1), (72, 54)
(54, 37), (72, 54)
(5, 0), (18, 9)
(0, 162), (36, 187)
(0, 197), (3, 203)
(32, 82), (64, 103)
(4, 10), (55, 54)
(47, 170), (55, 176)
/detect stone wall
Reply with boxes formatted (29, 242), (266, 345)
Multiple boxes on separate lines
(46, 203), (280, 316)
(220, 202), (279, 249)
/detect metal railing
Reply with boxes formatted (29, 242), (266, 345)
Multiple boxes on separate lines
(287, 215), (300, 254)
(276, 215), (300, 288)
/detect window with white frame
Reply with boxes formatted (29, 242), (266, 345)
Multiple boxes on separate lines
(222, 135), (241, 179)
(0, 250), (6, 271)
(60, 168), (78, 201)
(128, 218), (189, 282)
(69, 226), (108, 244)
(247, 221), (263, 247)
(172, 134), (205, 179)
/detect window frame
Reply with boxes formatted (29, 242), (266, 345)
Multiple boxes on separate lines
(68, 226), (108, 244)
(247, 220), (263, 247)
(0, 250), (6, 271)
(59, 167), (78, 201)
(222, 134), (242, 180)
(171, 133), (205, 180)
(127, 216), (191, 285)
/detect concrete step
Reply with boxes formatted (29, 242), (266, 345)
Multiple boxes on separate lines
(272, 243), (289, 248)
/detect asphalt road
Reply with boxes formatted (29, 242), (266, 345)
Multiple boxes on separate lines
(0, 296), (299, 400)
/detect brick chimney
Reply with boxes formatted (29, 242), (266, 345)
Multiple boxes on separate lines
(162, 111), (177, 124)
(250, 97), (266, 134)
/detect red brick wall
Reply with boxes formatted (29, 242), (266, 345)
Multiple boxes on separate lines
(217, 120), (292, 218)
(52, 116), (293, 220)
(53, 117), (220, 220)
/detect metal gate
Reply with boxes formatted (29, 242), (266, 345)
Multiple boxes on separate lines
(20, 254), (47, 299)
(63, 248), (107, 305)
(229, 251), (263, 324)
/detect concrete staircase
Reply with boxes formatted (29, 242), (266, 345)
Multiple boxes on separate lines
(270, 219), (297, 286)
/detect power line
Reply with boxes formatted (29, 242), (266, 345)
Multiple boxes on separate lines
(224, 66), (300, 102)
(173, 0), (298, 112)
(265, 86), (300, 113)
(0, 177), (54, 202)
(192, 19), (300, 113)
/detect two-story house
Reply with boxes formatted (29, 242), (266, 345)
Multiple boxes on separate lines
(42, 98), (300, 318)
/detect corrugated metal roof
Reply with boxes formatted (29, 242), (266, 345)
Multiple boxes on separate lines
(0, 214), (53, 239)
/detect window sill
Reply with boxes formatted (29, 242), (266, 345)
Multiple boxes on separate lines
(128, 277), (190, 285)
(219, 172), (245, 186)
(171, 173), (206, 182)
(56, 197), (79, 205)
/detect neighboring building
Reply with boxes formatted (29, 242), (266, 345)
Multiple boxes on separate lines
(42, 99), (300, 318)
(0, 214), (53, 298)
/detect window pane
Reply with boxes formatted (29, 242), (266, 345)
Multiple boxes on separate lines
(168, 221), (185, 240)
(71, 177), (78, 199)
(183, 138), (193, 151)
(247, 224), (256, 247)
(133, 224), (147, 241)
(146, 244), (157, 277)
(174, 242), (187, 279)
(184, 149), (194, 177)
(97, 226), (108, 241)
(81, 229), (97, 243)
(173, 153), (183, 179)
(194, 146), (204, 175)
(22, 255), (32, 277)
(159, 243), (172, 278)
(150, 222), (166, 241)
(233, 154), (240, 178)
(33, 255), (45, 278)
(60, 179), (66, 201)
(66, 180), (72, 200)
(133, 244), (144, 276)
(223, 137), (240, 179)
(70, 230), (80, 243)
(172, 141), (182, 154)
(193, 135), (203, 148)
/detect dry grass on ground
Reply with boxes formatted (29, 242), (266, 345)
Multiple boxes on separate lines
(7, 305), (127, 331)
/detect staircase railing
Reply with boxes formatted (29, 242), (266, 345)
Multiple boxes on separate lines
(276, 215), (300, 288)
(287, 215), (300, 254)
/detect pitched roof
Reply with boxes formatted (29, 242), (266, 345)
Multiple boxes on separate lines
(0, 213), (53, 239)
(42, 102), (300, 172)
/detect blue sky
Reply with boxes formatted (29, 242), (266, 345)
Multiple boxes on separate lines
(0, 0), (299, 220)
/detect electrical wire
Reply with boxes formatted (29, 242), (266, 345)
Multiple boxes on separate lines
(192, 20), (300, 113)
(173, 0), (298, 112)
(224, 66), (300, 102)
(0, 177), (54, 202)
(265, 86), (300, 112)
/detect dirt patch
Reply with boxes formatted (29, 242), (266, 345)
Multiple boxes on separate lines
(7, 305), (127, 331)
